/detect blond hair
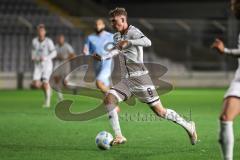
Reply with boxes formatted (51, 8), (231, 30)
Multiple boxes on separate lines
(109, 7), (127, 18)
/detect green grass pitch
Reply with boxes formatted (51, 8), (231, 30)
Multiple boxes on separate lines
(0, 89), (239, 160)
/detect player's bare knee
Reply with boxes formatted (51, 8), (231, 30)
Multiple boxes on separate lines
(42, 82), (49, 89)
(151, 105), (166, 118)
(220, 113), (232, 121)
(104, 94), (113, 105)
(32, 81), (41, 89)
(156, 109), (166, 118)
(104, 93), (117, 105)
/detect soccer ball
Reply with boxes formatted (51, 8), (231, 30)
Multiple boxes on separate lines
(95, 131), (113, 150)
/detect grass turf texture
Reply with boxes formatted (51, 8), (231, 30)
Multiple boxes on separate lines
(0, 89), (239, 160)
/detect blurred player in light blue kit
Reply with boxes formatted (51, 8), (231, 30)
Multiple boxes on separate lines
(83, 19), (114, 93)
(83, 18), (120, 112)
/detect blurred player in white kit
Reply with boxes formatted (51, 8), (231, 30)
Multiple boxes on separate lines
(212, 0), (240, 159)
(54, 34), (76, 101)
(31, 24), (57, 108)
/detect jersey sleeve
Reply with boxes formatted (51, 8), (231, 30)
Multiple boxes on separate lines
(131, 28), (145, 39)
(46, 39), (57, 60)
(224, 34), (240, 55)
(128, 28), (151, 47)
(31, 39), (38, 61)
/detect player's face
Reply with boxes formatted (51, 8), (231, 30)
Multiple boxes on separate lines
(37, 28), (46, 40)
(110, 16), (125, 32)
(95, 20), (105, 32)
(58, 36), (65, 45)
(231, 0), (240, 18)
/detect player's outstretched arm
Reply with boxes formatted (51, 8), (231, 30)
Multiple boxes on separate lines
(93, 49), (120, 61)
(31, 50), (38, 61)
(212, 38), (240, 56)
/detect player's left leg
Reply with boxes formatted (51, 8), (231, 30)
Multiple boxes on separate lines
(96, 60), (112, 94)
(132, 74), (197, 145)
(31, 64), (42, 89)
(149, 101), (197, 145)
(53, 75), (63, 102)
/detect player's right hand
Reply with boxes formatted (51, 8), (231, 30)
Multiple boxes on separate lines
(40, 56), (47, 61)
(93, 53), (102, 61)
(211, 38), (225, 54)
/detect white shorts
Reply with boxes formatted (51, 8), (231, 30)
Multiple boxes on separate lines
(107, 74), (161, 106)
(224, 80), (240, 99)
(33, 61), (53, 83)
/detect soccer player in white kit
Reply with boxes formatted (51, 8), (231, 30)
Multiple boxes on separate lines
(212, 1), (240, 159)
(96, 8), (198, 145)
(54, 34), (76, 101)
(31, 24), (57, 108)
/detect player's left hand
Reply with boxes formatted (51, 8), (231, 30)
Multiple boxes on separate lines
(93, 53), (102, 61)
(116, 40), (130, 50)
(211, 38), (225, 54)
(68, 53), (76, 60)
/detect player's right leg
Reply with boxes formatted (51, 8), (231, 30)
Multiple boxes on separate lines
(31, 80), (42, 89)
(31, 65), (42, 89)
(105, 80), (131, 145)
(104, 93), (126, 145)
(219, 96), (240, 160)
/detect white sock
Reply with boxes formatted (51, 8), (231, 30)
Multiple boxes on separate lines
(45, 87), (51, 107)
(165, 109), (191, 132)
(57, 92), (63, 101)
(219, 121), (234, 160)
(107, 104), (122, 136)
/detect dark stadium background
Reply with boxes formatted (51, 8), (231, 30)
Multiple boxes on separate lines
(0, 0), (238, 89)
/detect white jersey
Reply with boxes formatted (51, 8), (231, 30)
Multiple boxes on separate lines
(31, 37), (56, 82)
(54, 42), (74, 76)
(113, 25), (152, 78)
(31, 37), (56, 63)
(224, 34), (240, 98)
(108, 26), (160, 105)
